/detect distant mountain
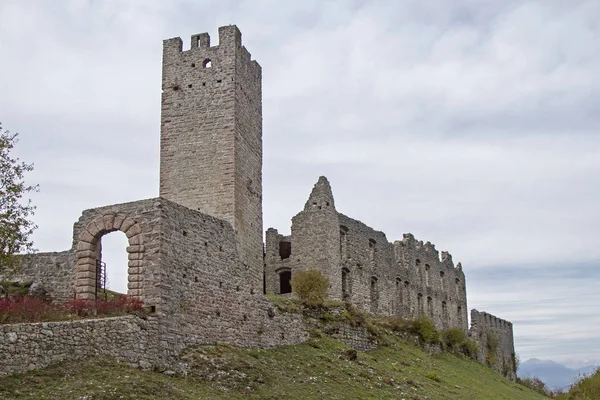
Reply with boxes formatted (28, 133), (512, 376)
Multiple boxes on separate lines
(518, 358), (598, 390)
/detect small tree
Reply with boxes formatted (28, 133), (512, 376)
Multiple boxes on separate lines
(0, 125), (38, 272)
(291, 269), (329, 307)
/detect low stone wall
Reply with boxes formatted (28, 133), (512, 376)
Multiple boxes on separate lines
(0, 316), (160, 376)
(332, 324), (375, 351)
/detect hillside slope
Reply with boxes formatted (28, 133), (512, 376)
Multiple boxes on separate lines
(0, 334), (546, 400)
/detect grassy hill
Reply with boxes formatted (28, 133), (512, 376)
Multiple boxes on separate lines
(0, 332), (546, 400)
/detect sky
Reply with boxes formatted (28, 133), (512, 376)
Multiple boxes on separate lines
(1, 0), (599, 368)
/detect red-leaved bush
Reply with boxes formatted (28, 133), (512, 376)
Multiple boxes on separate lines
(0, 295), (143, 324)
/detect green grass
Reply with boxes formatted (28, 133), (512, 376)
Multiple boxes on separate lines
(0, 334), (547, 400)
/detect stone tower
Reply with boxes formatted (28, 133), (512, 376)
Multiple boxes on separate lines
(291, 177), (342, 300)
(159, 25), (263, 290)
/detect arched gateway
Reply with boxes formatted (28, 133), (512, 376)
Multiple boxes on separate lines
(75, 213), (145, 300)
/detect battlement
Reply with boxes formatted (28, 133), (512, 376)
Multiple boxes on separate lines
(396, 234), (461, 271)
(164, 25), (241, 52)
(163, 25), (259, 69)
(472, 309), (513, 329)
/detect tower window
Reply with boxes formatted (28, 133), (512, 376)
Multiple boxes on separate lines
(203, 59), (212, 68)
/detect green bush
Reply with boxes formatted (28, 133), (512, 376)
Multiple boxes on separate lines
(409, 317), (441, 344)
(425, 370), (441, 382)
(443, 328), (467, 350)
(291, 269), (329, 307)
(516, 376), (550, 397)
(460, 339), (479, 360)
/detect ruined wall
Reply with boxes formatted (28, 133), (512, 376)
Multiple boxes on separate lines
(264, 228), (292, 295)
(160, 26), (263, 292)
(394, 234), (469, 332)
(469, 309), (516, 380)
(0, 198), (309, 376)
(151, 199), (308, 354)
(337, 213), (395, 315)
(0, 316), (160, 376)
(0, 251), (76, 301)
(266, 177), (468, 332)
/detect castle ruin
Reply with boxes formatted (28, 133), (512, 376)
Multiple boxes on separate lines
(0, 25), (515, 381)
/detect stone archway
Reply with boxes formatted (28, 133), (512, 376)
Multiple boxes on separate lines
(75, 213), (145, 301)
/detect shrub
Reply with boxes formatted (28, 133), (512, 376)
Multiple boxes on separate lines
(425, 370), (441, 382)
(376, 316), (409, 333)
(443, 328), (466, 350)
(291, 269), (329, 307)
(516, 376), (550, 396)
(409, 317), (441, 344)
(0, 281), (32, 298)
(0, 296), (59, 323)
(0, 295), (144, 324)
(460, 339), (479, 360)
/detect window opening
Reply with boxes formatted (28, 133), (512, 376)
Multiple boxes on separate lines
(370, 276), (379, 313)
(279, 241), (291, 259)
(427, 296), (433, 317)
(442, 301), (448, 326)
(339, 226), (349, 259)
(395, 278), (402, 315)
(279, 270), (292, 294)
(342, 268), (351, 299)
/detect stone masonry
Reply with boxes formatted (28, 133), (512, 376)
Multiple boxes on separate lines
(0, 25), (516, 380)
(265, 176), (469, 333)
(160, 25), (263, 293)
(469, 309), (517, 381)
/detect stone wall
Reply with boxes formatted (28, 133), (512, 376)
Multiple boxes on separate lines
(159, 25), (263, 293)
(0, 316), (160, 376)
(393, 233), (469, 332)
(155, 199), (308, 355)
(265, 176), (469, 332)
(332, 324), (375, 351)
(469, 309), (516, 380)
(0, 251), (75, 301)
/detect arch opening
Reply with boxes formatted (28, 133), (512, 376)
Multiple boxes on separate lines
(99, 231), (129, 297)
(74, 214), (145, 301)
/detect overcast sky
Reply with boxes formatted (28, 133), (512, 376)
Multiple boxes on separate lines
(1, 0), (599, 368)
